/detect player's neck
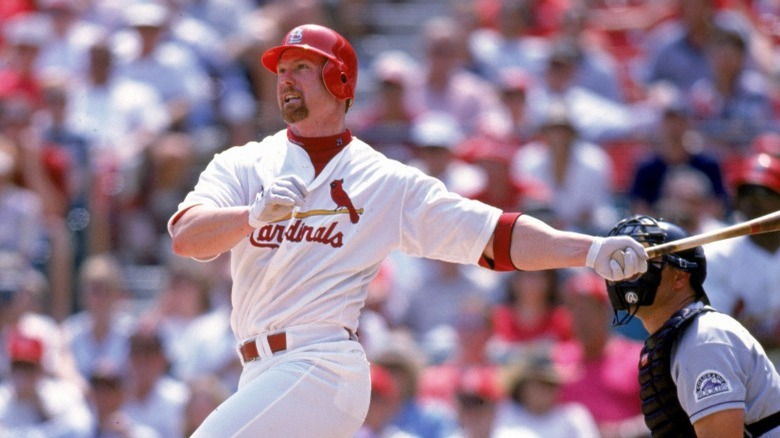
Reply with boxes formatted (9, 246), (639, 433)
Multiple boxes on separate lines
(640, 295), (697, 335)
(287, 127), (352, 176)
(287, 109), (347, 138)
(287, 127), (352, 152)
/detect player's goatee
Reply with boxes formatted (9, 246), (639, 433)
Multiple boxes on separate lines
(282, 101), (309, 124)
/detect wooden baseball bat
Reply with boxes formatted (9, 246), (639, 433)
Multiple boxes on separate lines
(646, 210), (780, 259)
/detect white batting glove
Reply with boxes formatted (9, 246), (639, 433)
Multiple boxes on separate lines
(248, 175), (308, 228)
(586, 236), (648, 282)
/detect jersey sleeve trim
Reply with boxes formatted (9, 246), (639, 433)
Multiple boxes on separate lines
(688, 401), (745, 425)
(167, 203), (203, 237)
(479, 212), (522, 271)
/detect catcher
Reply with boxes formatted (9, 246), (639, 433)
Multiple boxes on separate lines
(605, 215), (780, 437)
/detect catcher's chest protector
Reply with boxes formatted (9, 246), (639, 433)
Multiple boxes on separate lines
(639, 305), (715, 437)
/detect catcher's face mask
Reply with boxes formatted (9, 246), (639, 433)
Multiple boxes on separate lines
(604, 215), (707, 326)
(606, 259), (663, 326)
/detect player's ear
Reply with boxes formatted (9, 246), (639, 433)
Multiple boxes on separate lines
(672, 269), (690, 290)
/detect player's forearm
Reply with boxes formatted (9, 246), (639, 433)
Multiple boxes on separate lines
(170, 205), (254, 259)
(509, 214), (594, 270)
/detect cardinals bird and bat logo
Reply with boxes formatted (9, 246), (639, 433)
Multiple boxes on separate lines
(249, 179), (362, 249)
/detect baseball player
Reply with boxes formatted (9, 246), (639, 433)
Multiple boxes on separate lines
(704, 152), (780, 352)
(167, 24), (649, 437)
(605, 215), (780, 437)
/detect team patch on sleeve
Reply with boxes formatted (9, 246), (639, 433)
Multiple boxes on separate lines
(694, 370), (732, 401)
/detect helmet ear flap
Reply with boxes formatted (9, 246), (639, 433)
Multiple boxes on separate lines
(322, 60), (352, 100)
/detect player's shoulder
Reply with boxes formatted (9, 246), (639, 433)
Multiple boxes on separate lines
(349, 136), (419, 174)
(683, 309), (755, 348)
(212, 131), (286, 160)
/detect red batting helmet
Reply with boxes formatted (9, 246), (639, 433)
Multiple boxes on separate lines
(733, 152), (780, 195)
(261, 24), (358, 101)
(750, 132), (780, 157)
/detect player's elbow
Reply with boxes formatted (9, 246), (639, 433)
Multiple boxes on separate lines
(170, 235), (220, 261)
(170, 234), (192, 257)
(169, 223), (198, 257)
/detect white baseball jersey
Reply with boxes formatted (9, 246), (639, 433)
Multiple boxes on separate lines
(170, 129), (502, 341)
(672, 302), (780, 433)
(703, 237), (780, 335)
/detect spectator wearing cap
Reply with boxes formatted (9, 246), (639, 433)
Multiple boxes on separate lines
(142, 256), (240, 391)
(704, 152), (780, 358)
(113, 0), (214, 133)
(367, 331), (459, 438)
(123, 326), (189, 438)
(556, 269), (649, 438)
(65, 26), (170, 181)
(555, 6), (626, 103)
(0, 331), (93, 436)
(492, 67), (536, 145)
(654, 166), (730, 235)
(628, 86), (729, 220)
(407, 110), (486, 199)
(467, 0), (552, 82)
(397, 249), (500, 362)
(162, 0), (259, 148)
(0, 12), (49, 108)
(642, 0), (756, 92)
(452, 366), (503, 438)
(417, 296), (500, 410)
(512, 101), (616, 233)
(354, 363), (405, 438)
(407, 16), (506, 136)
(493, 347), (599, 437)
(35, 0), (105, 80)
(349, 50), (422, 164)
(61, 252), (136, 381)
(456, 117), (551, 213)
(87, 359), (160, 438)
(0, 142), (46, 264)
(524, 41), (641, 144)
(689, 26), (773, 150)
(0, 251), (83, 386)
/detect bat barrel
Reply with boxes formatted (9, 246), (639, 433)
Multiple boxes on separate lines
(645, 210), (780, 259)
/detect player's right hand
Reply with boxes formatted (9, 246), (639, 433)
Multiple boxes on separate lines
(586, 236), (648, 282)
(248, 175), (308, 227)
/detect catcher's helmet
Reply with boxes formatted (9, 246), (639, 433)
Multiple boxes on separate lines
(605, 215), (708, 326)
(261, 24), (358, 102)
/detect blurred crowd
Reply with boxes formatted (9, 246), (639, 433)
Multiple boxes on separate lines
(0, 0), (779, 436)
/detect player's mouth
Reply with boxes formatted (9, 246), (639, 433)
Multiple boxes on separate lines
(282, 91), (302, 106)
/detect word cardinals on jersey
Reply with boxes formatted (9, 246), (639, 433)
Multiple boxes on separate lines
(250, 219), (344, 249)
(249, 178), (364, 248)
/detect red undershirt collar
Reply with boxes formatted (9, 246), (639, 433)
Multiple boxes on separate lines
(287, 127), (352, 176)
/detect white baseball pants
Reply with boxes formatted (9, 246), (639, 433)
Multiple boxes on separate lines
(191, 324), (371, 438)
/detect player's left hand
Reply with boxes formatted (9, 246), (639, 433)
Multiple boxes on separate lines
(587, 236), (648, 282)
(248, 175), (308, 227)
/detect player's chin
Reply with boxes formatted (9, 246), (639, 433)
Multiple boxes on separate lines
(282, 104), (309, 124)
